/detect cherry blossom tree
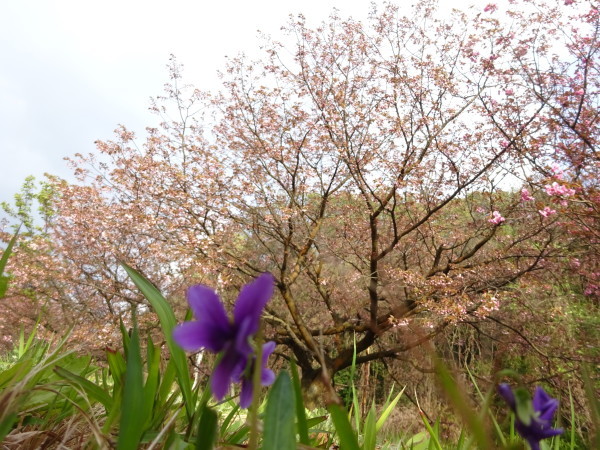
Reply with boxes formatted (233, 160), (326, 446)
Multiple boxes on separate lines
(2, 0), (596, 392)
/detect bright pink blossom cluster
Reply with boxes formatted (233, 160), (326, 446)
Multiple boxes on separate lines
(551, 163), (564, 179)
(545, 182), (575, 197)
(521, 188), (535, 202)
(539, 207), (556, 218)
(489, 210), (506, 225)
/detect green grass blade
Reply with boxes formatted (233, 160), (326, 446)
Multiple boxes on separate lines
(22, 316), (41, 356)
(362, 404), (377, 450)
(195, 405), (218, 450)
(419, 412), (443, 450)
(433, 356), (492, 449)
(54, 365), (112, 410)
(220, 401), (240, 436)
(0, 413), (18, 442)
(350, 334), (360, 433)
(290, 359), (310, 445)
(456, 429), (466, 450)
(568, 383), (576, 450)
(328, 403), (361, 450)
(465, 364), (506, 446)
(117, 325), (145, 450)
(158, 356), (178, 405)
(143, 337), (161, 428)
(306, 415), (328, 427)
(376, 386), (405, 432)
(120, 317), (130, 354)
(0, 359), (33, 389)
(106, 347), (126, 389)
(122, 262), (194, 419)
(263, 371), (296, 450)
(581, 364), (600, 448)
(225, 423), (250, 445)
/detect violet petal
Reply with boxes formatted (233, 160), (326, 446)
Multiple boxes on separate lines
(173, 322), (213, 352)
(239, 377), (254, 408)
(187, 285), (231, 333)
(234, 315), (254, 356)
(212, 350), (246, 400)
(233, 273), (274, 334)
(498, 383), (516, 409)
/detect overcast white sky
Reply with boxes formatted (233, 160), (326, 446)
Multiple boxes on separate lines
(0, 0), (472, 207)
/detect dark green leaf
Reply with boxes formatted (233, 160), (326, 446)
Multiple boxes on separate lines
(290, 359), (310, 445)
(121, 263), (194, 419)
(327, 403), (360, 450)
(195, 406), (218, 450)
(263, 372), (296, 450)
(117, 326), (145, 450)
(54, 366), (112, 411)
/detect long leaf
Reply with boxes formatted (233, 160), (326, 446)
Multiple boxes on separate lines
(328, 403), (361, 450)
(465, 364), (506, 446)
(220, 401), (240, 436)
(54, 366), (112, 411)
(419, 412), (443, 450)
(117, 325), (145, 450)
(195, 405), (218, 450)
(375, 386), (405, 432)
(291, 359), (310, 445)
(362, 404), (377, 450)
(568, 383), (576, 450)
(0, 413), (18, 443)
(143, 336), (161, 428)
(434, 356), (492, 449)
(122, 263), (194, 418)
(106, 347), (126, 390)
(263, 371), (296, 450)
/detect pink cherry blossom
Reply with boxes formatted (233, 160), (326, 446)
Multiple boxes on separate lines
(484, 3), (498, 13)
(521, 188), (535, 202)
(551, 163), (564, 179)
(538, 207), (557, 217)
(545, 182), (575, 197)
(505, 89), (514, 95)
(489, 210), (506, 225)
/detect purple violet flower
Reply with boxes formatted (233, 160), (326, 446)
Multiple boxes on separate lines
(239, 341), (276, 408)
(173, 273), (276, 407)
(498, 384), (564, 450)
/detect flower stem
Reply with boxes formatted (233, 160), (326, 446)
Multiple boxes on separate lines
(247, 326), (264, 450)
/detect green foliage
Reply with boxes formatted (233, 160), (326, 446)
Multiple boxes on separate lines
(1, 176), (57, 234)
(121, 262), (195, 420)
(117, 323), (145, 450)
(263, 372), (296, 450)
(195, 405), (218, 450)
(0, 329), (100, 445)
(0, 226), (19, 298)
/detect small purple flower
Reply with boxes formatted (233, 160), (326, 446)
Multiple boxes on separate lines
(239, 341), (276, 408)
(498, 384), (564, 450)
(173, 273), (276, 406)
